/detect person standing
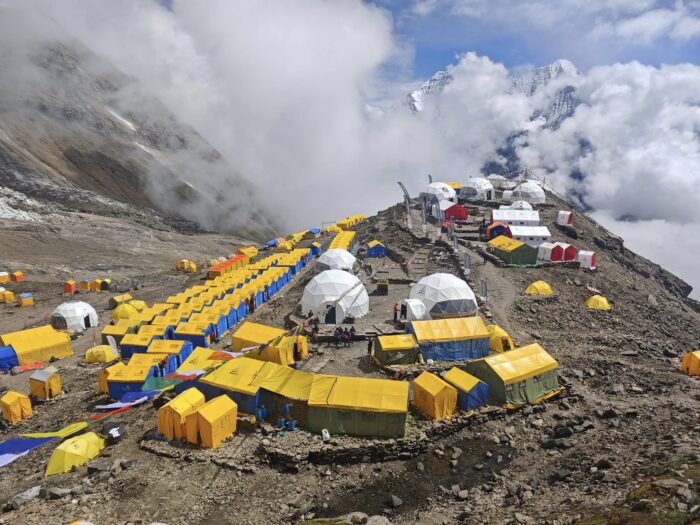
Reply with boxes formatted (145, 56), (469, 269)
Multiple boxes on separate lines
(333, 325), (341, 348)
(367, 337), (373, 356)
(392, 303), (399, 323)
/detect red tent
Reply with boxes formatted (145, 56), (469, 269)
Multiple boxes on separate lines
(442, 202), (468, 221)
(554, 242), (577, 261)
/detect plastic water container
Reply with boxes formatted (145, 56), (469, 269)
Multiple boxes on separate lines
(321, 428), (331, 442)
(277, 418), (286, 429)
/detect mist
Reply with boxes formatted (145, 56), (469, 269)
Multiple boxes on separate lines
(2, 1), (699, 294)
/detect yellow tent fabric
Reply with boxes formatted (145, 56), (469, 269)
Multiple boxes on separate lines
(680, 350), (700, 376)
(185, 395), (237, 449)
(157, 388), (205, 441)
(0, 326), (73, 365)
(477, 343), (557, 385)
(367, 240), (384, 248)
(21, 422), (88, 439)
(109, 293), (133, 308)
(487, 324), (515, 353)
(90, 279), (103, 292)
(29, 368), (62, 399)
(250, 362), (314, 401)
(85, 345), (118, 364)
(410, 317), (489, 343)
(445, 181), (463, 189)
(176, 347), (221, 373)
(17, 295), (34, 307)
(238, 246), (259, 257)
(147, 340), (187, 356)
(111, 303), (139, 321)
(525, 280), (552, 295)
(199, 357), (268, 395)
(98, 362), (126, 394)
(1, 391), (32, 424)
(308, 375), (408, 413)
(585, 295), (611, 310)
(232, 322), (300, 365)
(487, 235), (525, 253)
(412, 371), (457, 420)
(1, 290), (14, 303)
(443, 367), (481, 392)
(45, 432), (105, 476)
(128, 300), (148, 311)
(376, 334), (419, 351)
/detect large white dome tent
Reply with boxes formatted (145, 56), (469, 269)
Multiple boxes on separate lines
(50, 301), (98, 333)
(459, 177), (495, 201)
(317, 249), (357, 273)
(500, 200), (533, 211)
(419, 182), (456, 202)
(409, 273), (478, 319)
(301, 270), (369, 324)
(503, 181), (546, 204)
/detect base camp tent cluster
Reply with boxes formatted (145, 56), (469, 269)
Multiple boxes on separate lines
(412, 369), (488, 420)
(0, 326), (73, 372)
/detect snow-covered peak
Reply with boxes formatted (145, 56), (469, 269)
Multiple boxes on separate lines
(406, 70), (452, 112)
(511, 59), (580, 96)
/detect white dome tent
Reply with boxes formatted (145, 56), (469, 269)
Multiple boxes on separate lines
(301, 270), (369, 324)
(459, 178), (495, 201)
(420, 182), (456, 203)
(402, 298), (428, 321)
(50, 301), (98, 333)
(317, 249), (356, 273)
(503, 181), (546, 204)
(487, 174), (516, 190)
(409, 273), (478, 319)
(500, 200), (533, 211)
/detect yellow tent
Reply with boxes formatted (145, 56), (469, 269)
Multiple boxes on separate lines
(29, 366), (61, 399)
(409, 317), (489, 343)
(185, 395), (237, 449)
(98, 362), (126, 394)
(176, 347), (222, 373)
(0, 326), (73, 365)
(1, 290), (14, 304)
(445, 181), (463, 189)
(232, 321), (304, 366)
(186, 261), (198, 273)
(412, 371), (457, 420)
(111, 303), (139, 321)
(487, 324), (515, 353)
(100, 319), (138, 346)
(157, 388), (205, 441)
(45, 432), (104, 476)
(199, 357), (268, 396)
(85, 345), (118, 364)
(128, 300), (148, 312)
(0, 272), (8, 284)
(109, 293), (133, 309)
(525, 280), (552, 296)
(585, 294), (611, 311)
(308, 375), (408, 413)
(90, 279), (103, 292)
(1, 391), (32, 424)
(250, 362), (314, 401)
(680, 350), (700, 376)
(238, 246), (259, 257)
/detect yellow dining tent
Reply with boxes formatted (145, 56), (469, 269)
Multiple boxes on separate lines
(412, 371), (457, 420)
(157, 387), (205, 441)
(0, 326), (73, 365)
(45, 432), (105, 476)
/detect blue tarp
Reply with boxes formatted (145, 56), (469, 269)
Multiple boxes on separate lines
(173, 324), (215, 348)
(0, 346), (18, 371)
(120, 335), (156, 360)
(416, 339), (489, 362)
(121, 390), (158, 403)
(0, 437), (56, 456)
(456, 381), (489, 412)
(308, 228), (321, 235)
(367, 244), (387, 258)
(311, 244), (322, 257)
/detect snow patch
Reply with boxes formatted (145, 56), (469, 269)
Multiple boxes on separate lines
(0, 188), (43, 222)
(106, 108), (137, 132)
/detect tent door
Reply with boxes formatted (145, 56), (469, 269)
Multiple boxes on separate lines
(84, 315), (92, 328)
(501, 337), (511, 351)
(324, 307), (336, 324)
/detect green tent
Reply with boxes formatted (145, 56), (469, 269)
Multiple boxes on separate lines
(465, 343), (561, 407)
(487, 236), (537, 266)
(307, 375), (408, 438)
(373, 334), (420, 366)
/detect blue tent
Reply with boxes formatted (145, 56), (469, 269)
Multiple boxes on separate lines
(367, 241), (387, 258)
(120, 335), (156, 360)
(443, 368), (489, 412)
(173, 323), (216, 348)
(310, 243), (322, 257)
(405, 321), (489, 362)
(0, 346), (18, 372)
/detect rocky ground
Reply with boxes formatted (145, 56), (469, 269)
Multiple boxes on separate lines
(0, 191), (698, 525)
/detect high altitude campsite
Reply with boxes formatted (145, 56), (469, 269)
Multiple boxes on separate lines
(0, 4), (698, 525)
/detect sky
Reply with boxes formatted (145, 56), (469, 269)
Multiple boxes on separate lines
(5, 0), (700, 297)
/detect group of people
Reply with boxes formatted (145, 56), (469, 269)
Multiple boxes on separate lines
(333, 325), (356, 347)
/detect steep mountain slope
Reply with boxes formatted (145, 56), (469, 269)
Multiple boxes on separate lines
(0, 31), (275, 238)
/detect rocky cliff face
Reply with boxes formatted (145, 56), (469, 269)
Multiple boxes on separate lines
(0, 37), (275, 238)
